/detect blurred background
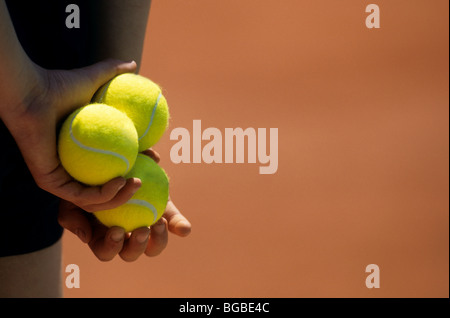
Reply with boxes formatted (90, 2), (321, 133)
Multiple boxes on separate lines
(63, 0), (449, 297)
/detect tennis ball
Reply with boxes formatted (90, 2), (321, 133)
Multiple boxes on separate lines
(93, 154), (169, 232)
(58, 103), (139, 186)
(93, 73), (170, 152)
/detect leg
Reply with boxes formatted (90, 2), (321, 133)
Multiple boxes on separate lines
(0, 238), (62, 298)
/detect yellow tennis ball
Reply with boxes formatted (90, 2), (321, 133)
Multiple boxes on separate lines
(93, 73), (170, 152)
(58, 103), (139, 186)
(93, 154), (169, 232)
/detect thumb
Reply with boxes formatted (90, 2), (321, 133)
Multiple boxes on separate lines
(54, 59), (137, 117)
(77, 59), (137, 94)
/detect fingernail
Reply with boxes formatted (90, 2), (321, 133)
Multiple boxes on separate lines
(136, 229), (150, 243)
(131, 181), (142, 194)
(110, 228), (124, 242)
(76, 228), (87, 243)
(153, 222), (166, 234)
(178, 221), (190, 228)
(177, 221), (192, 236)
(117, 179), (126, 191)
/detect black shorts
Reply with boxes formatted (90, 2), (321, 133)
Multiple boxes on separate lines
(1, 0), (91, 256)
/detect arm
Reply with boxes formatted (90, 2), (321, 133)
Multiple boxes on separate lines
(0, 0), (40, 114)
(0, 1), (136, 297)
(0, 1), (140, 211)
(1, 1), (191, 263)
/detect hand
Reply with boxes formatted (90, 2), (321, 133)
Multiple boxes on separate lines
(58, 149), (192, 261)
(1, 59), (142, 212)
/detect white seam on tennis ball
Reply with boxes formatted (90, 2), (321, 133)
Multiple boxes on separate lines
(127, 199), (158, 222)
(69, 112), (130, 171)
(139, 92), (162, 141)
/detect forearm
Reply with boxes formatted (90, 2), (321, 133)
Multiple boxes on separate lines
(0, 0), (40, 116)
(87, 0), (152, 69)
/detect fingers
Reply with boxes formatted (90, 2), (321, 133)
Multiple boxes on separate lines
(145, 218), (169, 257)
(57, 200), (92, 244)
(81, 177), (142, 212)
(118, 227), (151, 262)
(164, 199), (192, 237)
(88, 221), (168, 262)
(141, 148), (161, 163)
(88, 226), (126, 262)
(52, 176), (140, 212)
(88, 222), (167, 262)
(116, 218), (170, 261)
(57, 172), (189, 262)
(62, 208), (181, 261)
(92, 217), (172, 261)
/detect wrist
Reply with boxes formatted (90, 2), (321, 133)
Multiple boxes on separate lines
(0, 62), (47, 130)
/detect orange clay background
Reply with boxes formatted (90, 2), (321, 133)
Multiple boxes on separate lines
(63, 0), (449, 297)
